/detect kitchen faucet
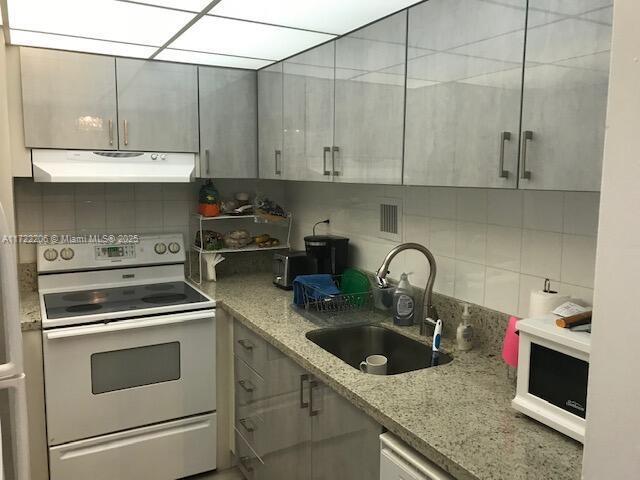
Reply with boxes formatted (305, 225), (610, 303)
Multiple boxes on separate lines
(375, 243), (439, 336)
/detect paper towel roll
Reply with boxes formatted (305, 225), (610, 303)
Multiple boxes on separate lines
(528, 290), (569, 318)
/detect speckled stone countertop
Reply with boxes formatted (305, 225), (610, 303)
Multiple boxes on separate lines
(19, 289), (42, 332)
(199, 272), (583, 480)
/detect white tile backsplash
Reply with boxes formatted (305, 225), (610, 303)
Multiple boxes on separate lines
(285, 182), (598, 317)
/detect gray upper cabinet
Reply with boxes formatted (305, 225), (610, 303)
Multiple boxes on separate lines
(21, 48), (118, 150)
(258, 62), (284, 180)
(518, 0), (612, 191)
(404, 0), (525, 188)
(283, 42), (335, 182)
(199, 67), (257, 178)
(333, 12), (407, 185)
(116, 58), (199, 153)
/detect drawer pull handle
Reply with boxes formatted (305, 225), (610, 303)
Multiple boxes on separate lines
(238, 379), (256, 393)
(309, 380), (320, 417)
(237, 339), (255, 351)
(239, 418), (256, 433)
(300, 374), (309, 408)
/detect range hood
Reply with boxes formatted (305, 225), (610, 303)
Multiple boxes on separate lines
(32, 150), (195, 183)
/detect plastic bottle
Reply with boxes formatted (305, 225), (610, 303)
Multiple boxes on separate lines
(392, 273), (415, 326)
(456, 303), (474, 351)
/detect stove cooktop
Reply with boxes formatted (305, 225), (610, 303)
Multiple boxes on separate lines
(43, 281), (210, 320)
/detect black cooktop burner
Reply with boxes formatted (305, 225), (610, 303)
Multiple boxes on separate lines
(142, 293), (188, 304)
(66, 303), (103, 313)
(44, 281), (210, 320)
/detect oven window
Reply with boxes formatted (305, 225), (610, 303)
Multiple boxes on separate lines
(91, 342), (181, 394)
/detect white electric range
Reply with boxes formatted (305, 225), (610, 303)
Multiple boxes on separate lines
(37, 233), (217, 480)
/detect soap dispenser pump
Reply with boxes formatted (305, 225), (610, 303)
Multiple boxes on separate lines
(456, 303), (474, 351)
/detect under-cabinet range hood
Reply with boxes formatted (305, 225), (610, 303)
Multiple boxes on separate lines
(32, 150), (195, 182)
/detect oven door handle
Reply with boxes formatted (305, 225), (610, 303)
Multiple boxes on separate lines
(44, 310), (214, 340)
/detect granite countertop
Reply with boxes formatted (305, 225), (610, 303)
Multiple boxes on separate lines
(19, 289), (42, 332)
(201, 272), (583, 480)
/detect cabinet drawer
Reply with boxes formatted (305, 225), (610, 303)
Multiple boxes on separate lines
(235, 428), (264, 480)
(235, 355), (266, 409)
(234, 321), (269, 376)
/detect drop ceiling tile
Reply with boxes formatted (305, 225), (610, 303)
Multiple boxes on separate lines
(169, 15), (334, 60)
(449, 30), (525, 64)
(522, 63), (609, 89)
(403, 52), (518, 83)
(155, 49), (272, 69)
(334, 68), (369, 80)
(10, 30), (157, 58)
(525, 0), (611, 16)
(456, 66), (524, 90)
(8, 0), (194, 47)
(132, 0), (212, 12)
(283, 63), (334, 80)
(336, 36), (406, 72)
(211, 0), (417, 35)
(526, 18), (612, 64)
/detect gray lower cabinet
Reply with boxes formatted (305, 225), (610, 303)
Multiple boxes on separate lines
(333, 11), (407, 185)
(258, 63), (284, 180)
(518, 0), (612, 191)
(282, 42), (335, 182)
(20, 48), (118, 150)
(199, 66), (257, 178)
(404, 0), (525, 188)
(233, 321), (381, 480)
(115, 58), (199, 152)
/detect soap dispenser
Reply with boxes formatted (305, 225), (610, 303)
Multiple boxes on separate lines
(456, 303), (474, 351)
(392, 273), (415, 326)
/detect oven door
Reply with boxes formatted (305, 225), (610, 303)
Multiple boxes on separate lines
(42, 309), (216, 446)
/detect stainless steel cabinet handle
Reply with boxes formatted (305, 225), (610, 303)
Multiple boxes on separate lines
(123, 119), (129, 146)
(238, 379), (255, 393)
(275, 149), (282, 175)
(239, 418), (256, 433)
(520, 130), (533, 180)
(205, 149), (211, 176)
(322, 147), (331, 176)
(237, 338), (254, 350)
(498, 131), (511, 179)
(332, 146), (340, 176)
(108, 119), (113, 146)
(300, 374), (309, 408)
(238, 457), (254, 473)
(309, 380), (320, 417)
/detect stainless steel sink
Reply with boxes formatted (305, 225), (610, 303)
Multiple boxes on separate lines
(306, 324), (452, 375)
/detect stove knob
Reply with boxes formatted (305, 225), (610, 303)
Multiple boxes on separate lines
(43, 248), (58, 261)
(168, 242), (181, 254)
(60, 247), (75, 260)
(154, 242), (167, 254)
(151, 153), (158, 160)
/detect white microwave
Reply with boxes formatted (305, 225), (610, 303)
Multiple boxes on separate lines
(512, 316), (590, 443)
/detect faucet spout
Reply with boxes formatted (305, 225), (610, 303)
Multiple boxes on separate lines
(376, 243), (439, 336)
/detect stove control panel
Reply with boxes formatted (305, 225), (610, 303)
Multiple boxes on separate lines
(37, 233), (186, 273)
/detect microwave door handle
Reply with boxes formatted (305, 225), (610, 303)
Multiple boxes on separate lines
(44, 311), (213, 340)
(0, 202), (23, 376)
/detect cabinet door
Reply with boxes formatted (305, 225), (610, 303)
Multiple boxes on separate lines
(283, 42), (335, 182)
(310, 380), (381, 480)
(519, 0), (612, 191)
(199, 67), (257, 178)
(21, 48), (118, 150)
(404, 0), (525, 188)
(116, 58), (199, 152)
(258, 62), (284, 180)
(333, 12), (407, 184)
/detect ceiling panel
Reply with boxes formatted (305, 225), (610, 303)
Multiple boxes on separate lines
(210, 0), (418, 35)
(156, 49), (272, 69)
(129, 0), (213, 12)
(169, 15), (335, 60)
(8, 0), (194, 47)
(10, 30), (157, 58)
(401, 53), (517, 83)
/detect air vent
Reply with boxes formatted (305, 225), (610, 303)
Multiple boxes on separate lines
(377, 197), (402, 242)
